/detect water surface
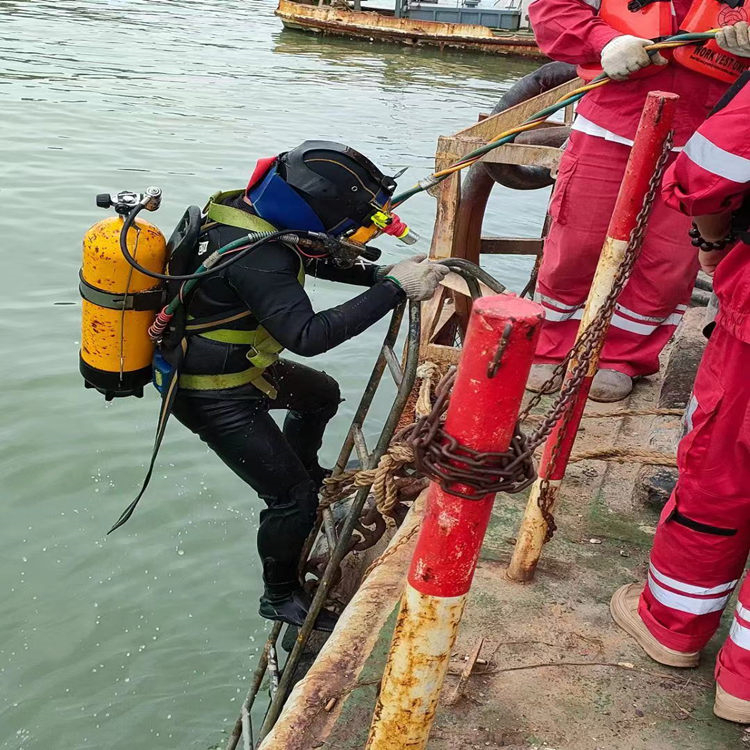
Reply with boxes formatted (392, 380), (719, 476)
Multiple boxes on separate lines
(0, 2), (548, 746)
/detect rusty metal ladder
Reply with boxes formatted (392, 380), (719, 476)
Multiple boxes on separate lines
(225, 261), (506, 750)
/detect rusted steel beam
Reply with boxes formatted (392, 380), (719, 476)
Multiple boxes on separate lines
(480, 237), (543, 255)
(367, 295), (543, 750)
(507, 91), (679, 583)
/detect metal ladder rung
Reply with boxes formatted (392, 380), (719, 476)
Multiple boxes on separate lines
(351, 424), (370, 466)
(382, 344), (403, 388)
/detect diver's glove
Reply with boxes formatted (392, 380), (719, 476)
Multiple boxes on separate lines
(600, 35), (667, 80)
(385, 255), (450, 302)
(716, 21), (750, 57)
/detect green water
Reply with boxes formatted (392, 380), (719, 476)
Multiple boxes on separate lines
(0, 2), (547, 747)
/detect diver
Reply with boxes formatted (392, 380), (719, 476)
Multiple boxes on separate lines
(164, 141), (447, 632)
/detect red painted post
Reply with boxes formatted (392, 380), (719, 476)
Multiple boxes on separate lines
(367, 295), (543, 749)
(507, 91), (679, 583)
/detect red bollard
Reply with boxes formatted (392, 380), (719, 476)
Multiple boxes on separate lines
(507, 91), (679, 583)
(367, 295), (543, 749)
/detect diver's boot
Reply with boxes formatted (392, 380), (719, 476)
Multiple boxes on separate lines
(259, 588), (339, 633)
(589, 368), (633, 403)
(610, 583), (700, 668)
(525, 363), (563, 394)
(714, 684), (750, 723)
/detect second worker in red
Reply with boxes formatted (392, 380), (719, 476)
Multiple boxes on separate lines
(526, 0), (750, 401)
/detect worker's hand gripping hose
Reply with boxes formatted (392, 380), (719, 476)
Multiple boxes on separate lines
(600, 35), (668, 80)
(716, 21), (750, 56)
(385, 30), (720, 209)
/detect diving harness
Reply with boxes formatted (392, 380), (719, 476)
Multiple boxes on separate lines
(80, 187), (387, 532)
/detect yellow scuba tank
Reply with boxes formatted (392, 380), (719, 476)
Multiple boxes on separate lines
(80, 189), (167, 400)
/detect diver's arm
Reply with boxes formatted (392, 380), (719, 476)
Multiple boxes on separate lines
(302, 256), (380, 286)
(227, 243), (404, 356)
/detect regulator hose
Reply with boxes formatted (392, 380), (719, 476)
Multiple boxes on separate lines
(119, 202), (292, 282)
(390, 30), (719, 208)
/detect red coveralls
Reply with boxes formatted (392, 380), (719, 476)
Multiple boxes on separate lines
(638, 82), (750, 699)
(529, 0), (727, 376)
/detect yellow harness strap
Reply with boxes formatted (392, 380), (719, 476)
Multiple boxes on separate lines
(179, 366), (277, 398)
(204, 190), (278, 234)
(178, 192), (305, 399)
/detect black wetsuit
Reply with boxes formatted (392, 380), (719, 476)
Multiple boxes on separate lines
(171, 212), (404, 601)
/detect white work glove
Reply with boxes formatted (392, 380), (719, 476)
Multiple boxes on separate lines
(374, 263), (394, 282)
(600, 35), (667, 80)
(716, 21), (750, 58)
(385, 255), (450, 301)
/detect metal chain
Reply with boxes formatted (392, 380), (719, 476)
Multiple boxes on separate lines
(406, 131), (674, 519)
(401, 368), (537, 500)
(529, 130), (674, 541)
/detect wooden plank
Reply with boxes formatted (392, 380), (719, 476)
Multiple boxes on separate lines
(429, 136), (461, 260)
(441, 139), (562, 170)
(430, 301), (458, 344)
(481, 143), (561, 170)
(480, 237), (543, 255)
(450, 78), (581, 142)
(439, 271), (494, 297)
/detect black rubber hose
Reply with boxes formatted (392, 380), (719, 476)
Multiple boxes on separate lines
(358, 243), (381, 262)
(118, 204), (302, 282)
(438, 258), (506, 294)
(483, 61), (577, 191)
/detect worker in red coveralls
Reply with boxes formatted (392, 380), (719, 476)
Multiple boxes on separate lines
(526, 0), (750, 401)
(610, 74), (750, 722)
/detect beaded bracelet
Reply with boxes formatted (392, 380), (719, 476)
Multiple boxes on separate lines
(688, 223), (735, 252)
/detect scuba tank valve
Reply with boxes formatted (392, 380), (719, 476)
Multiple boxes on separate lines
(96, 186), (163, 214)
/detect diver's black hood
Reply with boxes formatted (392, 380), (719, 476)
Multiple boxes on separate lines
(276, 140), (396, 235)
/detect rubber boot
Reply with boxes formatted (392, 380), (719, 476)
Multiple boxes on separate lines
(589, 368), (633, 403)
(714, 684), (750, 723)
(610, 583), (700, 668)
(526, 363), (563, 394)
(259, 588), (339, 632)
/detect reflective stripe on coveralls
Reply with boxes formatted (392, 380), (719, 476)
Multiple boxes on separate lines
(533, 130), (696, 377)
(528, 0), (729, 376)
(638, 74), (750, 702)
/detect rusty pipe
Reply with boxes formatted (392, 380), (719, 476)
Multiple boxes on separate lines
(454, 125), (571, 267)
(484, 61), (577, 191)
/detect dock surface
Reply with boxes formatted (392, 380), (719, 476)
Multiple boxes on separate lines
(260, 306), (746, 750)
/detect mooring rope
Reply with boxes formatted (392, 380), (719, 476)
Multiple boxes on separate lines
(569, 447), (677, 466)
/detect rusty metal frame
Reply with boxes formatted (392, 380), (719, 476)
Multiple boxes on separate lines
(422, 77), (581, 367)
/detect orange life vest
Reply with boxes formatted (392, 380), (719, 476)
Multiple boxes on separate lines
(577, 0), (674, 81)
(673, 0), (750, 83)
(578, 0), (750, 83)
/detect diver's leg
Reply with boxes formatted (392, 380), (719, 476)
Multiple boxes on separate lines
(266, 359), (341, 483)
(172, 394), (337, 630)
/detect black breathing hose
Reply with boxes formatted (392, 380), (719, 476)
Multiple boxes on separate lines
(118, 203), (295, 282)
